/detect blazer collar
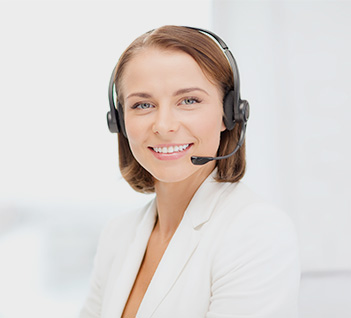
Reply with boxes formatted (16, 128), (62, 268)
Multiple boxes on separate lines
(102, 199), (157, 318)
(185, 168), (234, 229)
(137, 205), (201, 317)
(103, 169), (235, 318)
(137, 169), (234, 317)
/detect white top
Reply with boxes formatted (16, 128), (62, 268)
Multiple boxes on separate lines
(80, 172), (300, 318)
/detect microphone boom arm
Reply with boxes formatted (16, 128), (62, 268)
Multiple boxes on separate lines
(191, 123), (247, 165)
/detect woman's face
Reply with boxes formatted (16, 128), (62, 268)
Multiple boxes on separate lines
(122, 47), (226, 184)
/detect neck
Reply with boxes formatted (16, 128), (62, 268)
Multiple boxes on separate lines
(153, 166), (215, 240)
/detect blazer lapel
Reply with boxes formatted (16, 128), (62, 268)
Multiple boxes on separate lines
(102, 199), (157, 318)
(137, 170), (230, 318)
(136, 212), (201, 318)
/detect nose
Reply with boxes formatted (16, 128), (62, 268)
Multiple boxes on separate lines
(152, 105), (180, 135)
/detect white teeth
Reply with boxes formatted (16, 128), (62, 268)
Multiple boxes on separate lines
(153, 144), (190, 154)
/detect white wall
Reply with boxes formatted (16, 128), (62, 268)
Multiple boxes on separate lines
(0, 1), (212, 317)
(212, 0), (351, 272)
(0, 0), (211, 208)
(0, 0), (216, 220)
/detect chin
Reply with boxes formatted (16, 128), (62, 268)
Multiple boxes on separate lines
(150, 167), (195, 184)
(148, 161), (215, 186)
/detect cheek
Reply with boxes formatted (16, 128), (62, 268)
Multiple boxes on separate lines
(193, 110), (224, 146)
(124, 117), (148, 154)
(125, 112), (147, 139)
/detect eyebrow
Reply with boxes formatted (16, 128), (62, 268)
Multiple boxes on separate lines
(126, 87), (209, 100)
(126, 92), (152, 100)
(173, 87), (209, 96)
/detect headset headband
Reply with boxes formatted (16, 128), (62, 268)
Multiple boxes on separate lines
(107, 26), (249, 135)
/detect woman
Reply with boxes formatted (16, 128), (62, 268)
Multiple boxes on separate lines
(80, 26), (300, 318)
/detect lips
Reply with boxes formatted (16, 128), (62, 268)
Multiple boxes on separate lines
(149, 143), (193, 160)
(152, 144), (190, 154)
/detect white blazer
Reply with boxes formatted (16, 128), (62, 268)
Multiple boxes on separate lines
(80, 173), (300, 318)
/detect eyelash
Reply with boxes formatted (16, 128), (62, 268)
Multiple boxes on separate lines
(131, 102), (153, 109)
(131, 97), (202, 109)
(180, 97), (201, 105)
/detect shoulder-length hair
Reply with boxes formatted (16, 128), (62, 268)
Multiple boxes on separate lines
(114, 25), (246, 193)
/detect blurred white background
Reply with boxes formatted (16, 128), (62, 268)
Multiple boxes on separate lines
(0, 0), (350, 317)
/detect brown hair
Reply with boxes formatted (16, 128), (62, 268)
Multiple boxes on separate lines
(114, 25), (246, 193)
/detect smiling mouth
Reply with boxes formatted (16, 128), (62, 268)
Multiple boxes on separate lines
(151, 144), (192, 154)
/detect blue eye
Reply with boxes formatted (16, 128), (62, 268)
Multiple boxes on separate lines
(181, 98), (200, 105)
(134, 102), (153, 109)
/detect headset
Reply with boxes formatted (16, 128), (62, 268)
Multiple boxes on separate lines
(107, 26), (250, 165)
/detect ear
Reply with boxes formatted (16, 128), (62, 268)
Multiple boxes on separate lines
(221, 120), (226, 132)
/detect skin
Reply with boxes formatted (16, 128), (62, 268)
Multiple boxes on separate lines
(121, 47), (226, 317)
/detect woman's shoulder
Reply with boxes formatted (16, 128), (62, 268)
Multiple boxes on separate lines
(206, 183), (301, 316)
(216, 181), (294, 227)
(209, 181), (299, 256)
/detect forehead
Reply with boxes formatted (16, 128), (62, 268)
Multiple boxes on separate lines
(121, 47), (218, 96)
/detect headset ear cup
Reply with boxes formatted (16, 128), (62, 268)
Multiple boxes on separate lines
(223, 90), (236, 130)
(107, 108), (119, 133)
(235, 100), (250, 123)
(117, 102), (127, 137)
